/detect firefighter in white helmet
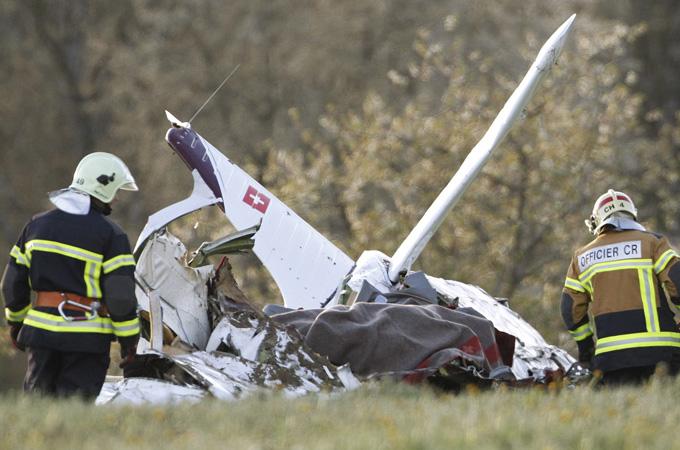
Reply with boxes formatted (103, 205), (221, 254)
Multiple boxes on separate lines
(1, 152), (140, 399)
(562, 189), (680, 385)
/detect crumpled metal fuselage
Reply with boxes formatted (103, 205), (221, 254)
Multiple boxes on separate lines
(99, 232), (581, 405)
(99, 15), (584, 404)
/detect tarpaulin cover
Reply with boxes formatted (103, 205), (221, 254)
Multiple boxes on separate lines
(271, 302), (512, 379)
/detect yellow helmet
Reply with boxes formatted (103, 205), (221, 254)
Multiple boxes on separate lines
(585, 189), (637, 235)
(69, 152), (138, 203)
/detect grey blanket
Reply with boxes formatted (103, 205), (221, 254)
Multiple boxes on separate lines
(272, 302), (511, 378)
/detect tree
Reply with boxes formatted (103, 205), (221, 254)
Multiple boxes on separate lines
(1, 0), (680, 354)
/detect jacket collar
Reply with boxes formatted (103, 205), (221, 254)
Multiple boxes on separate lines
(599, 216), (646, 233)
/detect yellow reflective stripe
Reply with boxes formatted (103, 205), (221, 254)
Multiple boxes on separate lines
(595, 331), (680, 355)
(582, 279), (593, 294)
(638, 268), (659, 332)
(25, 239), (103, 264)
(10, 245), (29, 267)
(564, 277), (586, 293)
(94, 263), (102, 297)
(83, 261), (102, 298)
(102, 254), (135, 274)
(25, 239), (104, 299)
(5, 304), (31, 322)
(654, 249), (679, 274)
(84, 262), (94, 298)
(569, 323), (593, 341)
(112, 317), (140, 337)
(579, 259), (652, 284)
(23, 310), (113, 334)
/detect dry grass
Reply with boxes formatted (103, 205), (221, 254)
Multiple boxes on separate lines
(1, 376), (679, 450)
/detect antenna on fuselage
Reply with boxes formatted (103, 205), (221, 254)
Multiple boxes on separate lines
(188, 64), (241, 124)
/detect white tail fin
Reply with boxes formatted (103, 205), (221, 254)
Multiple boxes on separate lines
(138, 118), (355, 309)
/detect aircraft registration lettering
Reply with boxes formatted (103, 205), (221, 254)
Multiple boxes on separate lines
(577, 240), (641, 272)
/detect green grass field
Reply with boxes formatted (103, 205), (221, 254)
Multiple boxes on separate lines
(2, 377), (679, 450)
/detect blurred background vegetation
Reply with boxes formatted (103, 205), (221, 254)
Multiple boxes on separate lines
(2, 0), (680, 389)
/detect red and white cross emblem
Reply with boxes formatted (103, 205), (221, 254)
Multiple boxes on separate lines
(242, 185), (270, 213)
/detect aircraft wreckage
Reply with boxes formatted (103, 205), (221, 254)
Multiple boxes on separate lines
(97, 14), (588, 405)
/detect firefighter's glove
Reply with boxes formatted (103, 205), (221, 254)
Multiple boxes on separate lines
(118, 334), (139, 374)
(118, 334), (139, 360)
(119, 352), (136, 369)
(9, 324), (25, 352)
(576, 335), (595, 369)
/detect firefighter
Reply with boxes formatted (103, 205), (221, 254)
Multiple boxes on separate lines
(561, 189), (680, 385)
(1, 152), (140, 399)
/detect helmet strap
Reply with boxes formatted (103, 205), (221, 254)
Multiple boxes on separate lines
(585, 215), (597, 235)
(90, 196), (112, 216)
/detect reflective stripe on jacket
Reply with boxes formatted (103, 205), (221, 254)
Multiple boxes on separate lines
(562, 229), (680, 371)
(1, 208), (139, 353)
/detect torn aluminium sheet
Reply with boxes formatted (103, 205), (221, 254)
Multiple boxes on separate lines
(135, 231), (214, 350)
(98, 292), (360, 405)
(100, 233), (580, 404)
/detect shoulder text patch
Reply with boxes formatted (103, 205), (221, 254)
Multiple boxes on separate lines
(577, 240), (642, 272)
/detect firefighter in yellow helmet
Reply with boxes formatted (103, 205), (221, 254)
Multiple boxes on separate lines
(562, 189), (680, 385)
(1, 152), (140, 399)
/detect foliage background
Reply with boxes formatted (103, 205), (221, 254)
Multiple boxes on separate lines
(2, 0), (680, 388)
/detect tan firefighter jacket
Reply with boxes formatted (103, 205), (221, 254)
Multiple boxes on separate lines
(562, 228), (680, 372)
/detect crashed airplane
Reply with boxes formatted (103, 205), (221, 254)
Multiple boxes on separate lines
(98, 14), (587, 405)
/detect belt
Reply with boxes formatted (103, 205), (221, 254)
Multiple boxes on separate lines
(35, 291), (109, 317)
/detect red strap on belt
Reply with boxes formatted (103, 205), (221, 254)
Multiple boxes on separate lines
(35, 291), (109, 317)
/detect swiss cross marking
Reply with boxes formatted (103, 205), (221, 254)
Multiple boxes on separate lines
(243, 185), (270, 213)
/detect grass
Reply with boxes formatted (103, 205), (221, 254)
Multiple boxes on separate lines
(2, 376), (680, 450)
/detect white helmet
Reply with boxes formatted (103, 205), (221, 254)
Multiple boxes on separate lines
(69, 152), (138, 203)
(585, 189), (638, 235)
